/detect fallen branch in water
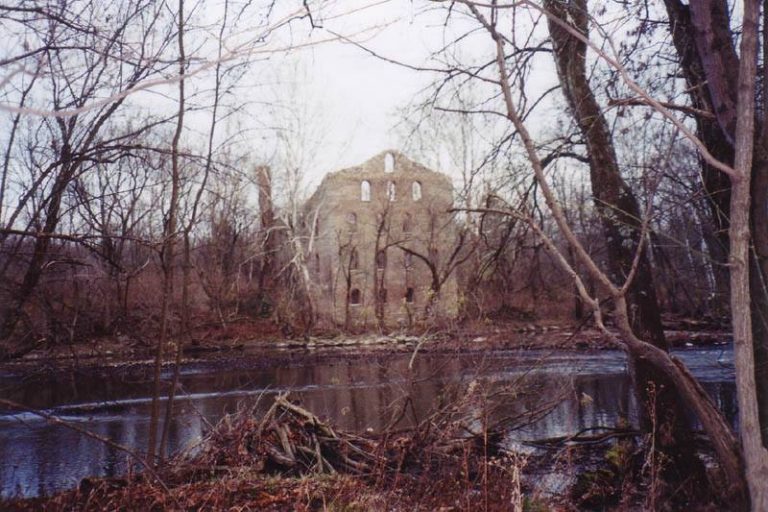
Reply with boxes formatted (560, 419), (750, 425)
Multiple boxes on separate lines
(522, 426), (641, 448)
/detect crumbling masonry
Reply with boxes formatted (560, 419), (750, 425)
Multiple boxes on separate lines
(305, 151), (458, 328)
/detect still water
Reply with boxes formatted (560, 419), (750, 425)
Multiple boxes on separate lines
(0, 346), (735, 498)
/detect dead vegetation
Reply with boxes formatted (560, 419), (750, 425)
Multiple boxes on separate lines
(6, 393), (529, 511)
(4, 388), (728, 511)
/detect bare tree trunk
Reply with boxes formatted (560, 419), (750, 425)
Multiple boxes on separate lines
(291, 232), (316, 335)
(256, 165), (276, 308)
(159, 0), (228, 457)
(544, 0), (701, 486)
(459, 2), (748, 503)
(662, 0), (734, 311)
(729, 1), (768, 507)
(750, 2), (768, 450)
(665, 0), (768, 457)
(147, 0), (185, 464)
(158, 232), (189, 461)
(545, 0), (664, 344)
(0, 167), (72, 343)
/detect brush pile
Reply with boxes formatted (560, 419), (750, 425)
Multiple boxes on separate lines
(7, 393), (528, 511)
(190, 392), (513, 482)
(192, 394), (387, 476)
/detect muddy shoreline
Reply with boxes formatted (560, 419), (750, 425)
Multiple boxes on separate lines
(0, 320), (731, 376)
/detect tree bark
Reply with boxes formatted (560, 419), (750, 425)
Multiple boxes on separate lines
(147, 0), (185, 464)
(462, 0), (749, 504)
(256, 165), (276, 309)
(664, 0), (768, 452)
(545, 0), (664, 344)
(729, 1), (768, 507)
(663, 0), (733, 310)
(545, 0), (700, 487)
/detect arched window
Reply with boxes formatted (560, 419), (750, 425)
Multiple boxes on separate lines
(412, 181), (422, 201)
(384, 152), (395, 173)
(350, 288), (361, 305)
(347, 212), (357, 230)
(349, 248), (359, 270)
(376, 250), (386, 270)
(314, 253), (320, 273)
(387, 181), (396, 202)
(361, 180), (371, 201)
(402, 213), (412, 233)
(405, 287), (415, 304)
(404, 252), (413, 268)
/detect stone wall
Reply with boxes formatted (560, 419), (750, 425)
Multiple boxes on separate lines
(305, 151), (458, 328)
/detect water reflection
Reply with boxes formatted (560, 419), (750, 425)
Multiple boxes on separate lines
(0, 346), (735, 498)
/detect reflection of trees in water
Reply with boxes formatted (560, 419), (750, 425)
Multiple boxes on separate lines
(493, 374), (631, 440)
(288, 355), (464, 432)
(0, 351), (741, 498)
(698, 382), (738, 430)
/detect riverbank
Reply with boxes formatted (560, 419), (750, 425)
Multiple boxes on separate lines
(0, 315), (730, 373)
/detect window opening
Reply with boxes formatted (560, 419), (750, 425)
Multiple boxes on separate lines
(376, 250), (386, 270)
(350, 288), (361, 305)
(412, 181), (422, 201)
(350, 248), (359, 270)
(405, 287), (415, 303)
(361, 180), (371, 201)
(384, 152), (395, 173)
(402, 213), (412, 232)
(387, 181), (396, 202)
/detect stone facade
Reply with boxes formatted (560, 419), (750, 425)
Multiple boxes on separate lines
(305, 151), (458, 328)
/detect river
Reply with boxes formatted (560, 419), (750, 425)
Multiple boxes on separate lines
(0, 345), (736, 498)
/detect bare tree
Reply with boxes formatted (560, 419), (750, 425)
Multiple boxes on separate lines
(0, 0), (176, 356)
(403, 0), (759, 505)
(147, 0), (186, 464)
(542, 0), (704, 489)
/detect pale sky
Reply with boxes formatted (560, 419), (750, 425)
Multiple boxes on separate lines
(265, 0), (560, 192)
(264, 1), (453, 182)
(234, 0), (519, 189)
(0, 0), (558, 204)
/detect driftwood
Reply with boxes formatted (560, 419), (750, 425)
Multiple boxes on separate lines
(193, 394), (388, 476)
(522, 427), (640, 449)
(189, 392), (531, 482)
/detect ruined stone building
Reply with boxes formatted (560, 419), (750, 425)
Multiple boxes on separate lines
(305, 151), (458, 328)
